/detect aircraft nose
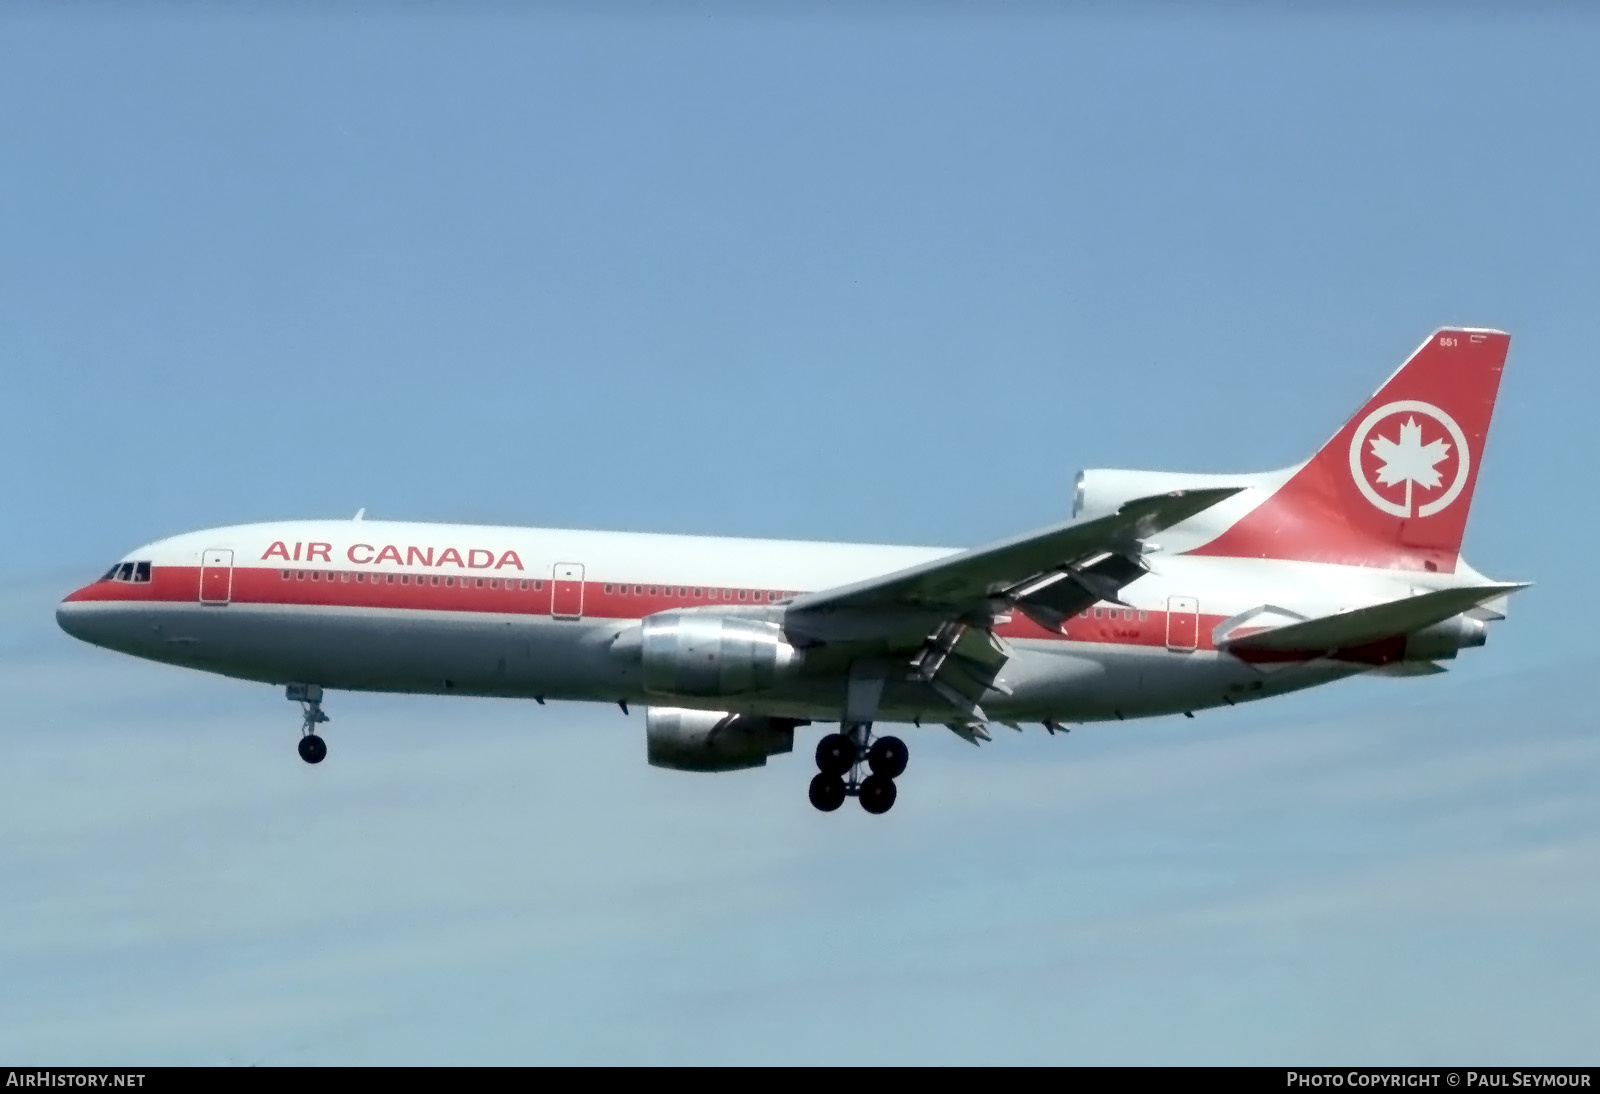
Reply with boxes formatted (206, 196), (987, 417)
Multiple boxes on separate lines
(56, 595), (95, 642)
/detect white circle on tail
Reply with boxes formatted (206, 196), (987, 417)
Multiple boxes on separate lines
(1347, 400), (1471, 518)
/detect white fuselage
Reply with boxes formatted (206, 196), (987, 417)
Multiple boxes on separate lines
(56, 516), (1494, 729)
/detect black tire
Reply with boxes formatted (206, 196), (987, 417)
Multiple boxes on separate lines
(867, 736), (909, 779)
(808, 773), (847, 812)
(814, 732), (856, 776)
(298, 734), (327, 765)
(858, 773), (897, 815)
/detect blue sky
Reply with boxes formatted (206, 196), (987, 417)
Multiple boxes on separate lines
(3, 5), (1597, 1064)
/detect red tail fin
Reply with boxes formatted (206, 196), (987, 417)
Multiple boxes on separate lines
(1190, 328), (1510, 573)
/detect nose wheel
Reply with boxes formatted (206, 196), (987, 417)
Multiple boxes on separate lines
(287, 683), (330, 765)
(810, 728), (907, 815)
(298, 733), (327, 764)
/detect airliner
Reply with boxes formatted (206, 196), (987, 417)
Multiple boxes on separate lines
(57, 328), (1524, 814)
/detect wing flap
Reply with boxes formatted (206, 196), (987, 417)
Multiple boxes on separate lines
(1014, 552), (1147, 633)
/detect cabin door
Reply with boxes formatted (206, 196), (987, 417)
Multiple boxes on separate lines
(551, 563), (585, 620)
(1165, 596), (1199, 651)
(200, 549), (234, 605)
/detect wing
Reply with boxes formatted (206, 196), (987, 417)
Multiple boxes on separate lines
(782, 488), (1239, 725)
(786, 487), (1241, 632)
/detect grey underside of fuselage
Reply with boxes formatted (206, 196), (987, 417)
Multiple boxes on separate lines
(66, 602), (1361, 725)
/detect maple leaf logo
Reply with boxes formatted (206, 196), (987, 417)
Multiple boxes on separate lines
(1348, 400), (1471, 519)
(1369, 416), (1451, 516)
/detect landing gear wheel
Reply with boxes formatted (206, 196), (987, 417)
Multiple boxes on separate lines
(858, 773), (897, 815)
(808, 773), (847, 812)
(867, 736), (909, 779)
(298, 734), (327, 765)
(287, 685), (330, 765)
(814, 733), (856, 776)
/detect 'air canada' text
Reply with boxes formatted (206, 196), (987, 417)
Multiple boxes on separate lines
(261, 541), (525, 571)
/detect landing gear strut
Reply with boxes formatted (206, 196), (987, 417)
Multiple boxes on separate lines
(288, 683), (329, 765)
(809, 662), (907, 815)
(809, 724), (908, 815)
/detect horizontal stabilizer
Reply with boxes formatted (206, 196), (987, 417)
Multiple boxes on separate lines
(1221, 583), (1528, 654)
(1368, 661), (1450, 677)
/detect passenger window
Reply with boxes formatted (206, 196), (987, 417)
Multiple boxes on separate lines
(1092, 607), (1102, 619)
(297, 571), (306, 580)
(475, 578), (484, 589)
(737, 590), (747, 601)
(635, 585), (644, 595)
(386, 574), (394, 584)
(519, 580), (529, 590)
(431, 576), (439, 587)
(604, 584), (613, 594)
(648, 586), (658, 596)
(445, 577), (455, 587)
(489, 579), (499, 590)
(534, 580), (543, 590)
(693, 588), (703, 598)
(282, 570), (291, 580)
(1138, 610), (1148, 622)
(311, 571), (320, 582)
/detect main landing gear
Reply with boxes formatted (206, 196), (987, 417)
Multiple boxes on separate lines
(810, 661), (905, 815)
(808, 726), (909, 816)
(287, 683), (329, 765)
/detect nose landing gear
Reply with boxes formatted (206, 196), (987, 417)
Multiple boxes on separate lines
(297, 733), (327, 764)
(287, 683), (329, 765)
(809, 726), (907, 815)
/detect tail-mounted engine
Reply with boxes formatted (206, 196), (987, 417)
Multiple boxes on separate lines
(612, 611), (803, 697)
(645, 706), (798, 772)
(1400, 613), (1487, 661)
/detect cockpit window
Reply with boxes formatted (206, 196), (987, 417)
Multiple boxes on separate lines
(104, 561), (154, 583)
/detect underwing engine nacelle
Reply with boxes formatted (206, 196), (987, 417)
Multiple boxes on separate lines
(616, 611), (803, 697)
(645, 707), (797, 773)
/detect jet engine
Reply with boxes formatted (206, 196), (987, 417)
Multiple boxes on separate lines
(629, 611), (803, 697)
(645, 706), (796, 772)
